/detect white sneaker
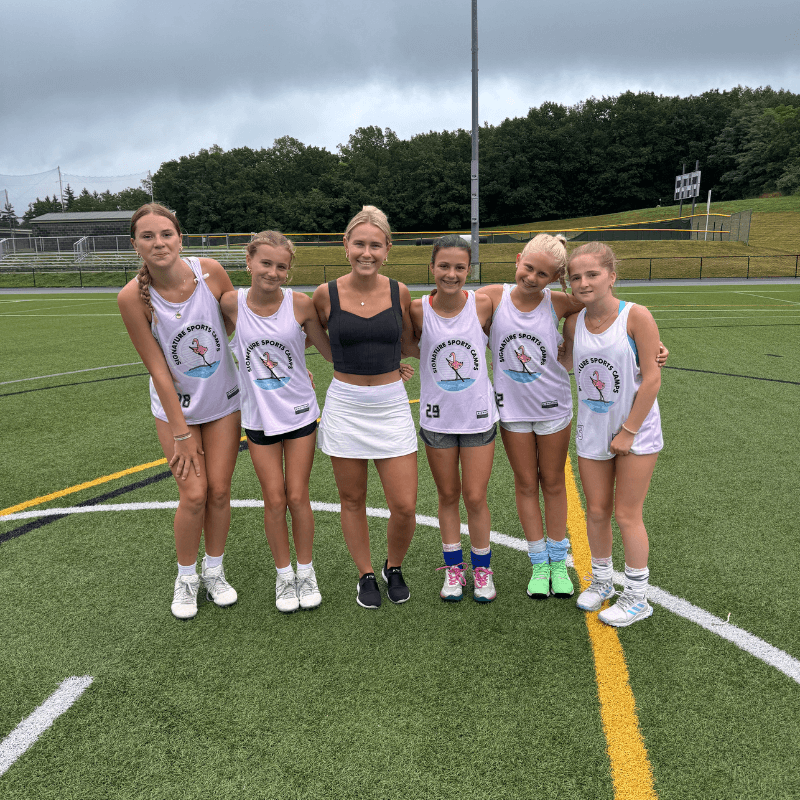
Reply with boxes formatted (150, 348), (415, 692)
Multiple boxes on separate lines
(296, 566), (322, 609)
(576, 577), (615, 611)
(598, 588), (653, 627)
(276, 571), (300, 613)
(201, 557), (238, 607)
(473, 567), (497, 603)
(171, 574), (200, 620)
(437, 563), (465, 601)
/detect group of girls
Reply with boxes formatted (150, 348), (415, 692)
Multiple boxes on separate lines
(119, 202), (664, 628)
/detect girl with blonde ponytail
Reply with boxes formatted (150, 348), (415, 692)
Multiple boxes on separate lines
(118, 203), (241, 621)
(477, 233), (583, 600)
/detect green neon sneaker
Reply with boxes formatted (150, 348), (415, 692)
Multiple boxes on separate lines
(549, 560), (574, 597)
(526, 562), (550, 599)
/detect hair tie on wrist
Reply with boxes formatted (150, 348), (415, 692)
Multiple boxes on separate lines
(621, 424), (639, 436)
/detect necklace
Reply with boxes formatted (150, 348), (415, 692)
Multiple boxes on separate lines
(172, 267), (197, 319)
(585, 306), (616, 332)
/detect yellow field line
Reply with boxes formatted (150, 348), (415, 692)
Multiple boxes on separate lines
(565, 457), (658, 800)
(0, 458), (169, 516)
(0, 435), (250, 517)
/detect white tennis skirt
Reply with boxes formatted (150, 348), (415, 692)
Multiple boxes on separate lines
(317, 378), (418, 460)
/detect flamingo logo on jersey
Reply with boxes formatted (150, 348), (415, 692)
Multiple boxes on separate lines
(576, 360), (618, 413)
(170, 326), (224, 378)
(253, 350), (291, 391)
(502, 343), (542, 383)
(430, 340), (480, 392)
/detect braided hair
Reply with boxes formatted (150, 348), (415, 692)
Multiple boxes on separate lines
(130, 203), (182, 314)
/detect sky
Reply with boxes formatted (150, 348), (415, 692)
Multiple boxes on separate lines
(1, 0), (798, 216)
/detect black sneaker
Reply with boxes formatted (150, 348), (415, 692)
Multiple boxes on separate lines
(381, 561), (410, 604)
(356, 573), (382, 609)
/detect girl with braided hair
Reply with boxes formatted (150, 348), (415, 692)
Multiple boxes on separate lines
(118, 203), (241, 620)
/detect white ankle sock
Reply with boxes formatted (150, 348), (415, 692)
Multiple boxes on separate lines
(177, 562), (197, 577)
(204, 553), (223, 569)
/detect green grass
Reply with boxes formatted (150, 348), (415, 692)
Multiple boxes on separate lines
(1, 287), (800, 799)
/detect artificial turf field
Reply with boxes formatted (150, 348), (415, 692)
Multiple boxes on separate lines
(1, 283), (799, 800)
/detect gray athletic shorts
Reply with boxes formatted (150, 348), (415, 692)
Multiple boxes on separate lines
(419, 424), (497, 450)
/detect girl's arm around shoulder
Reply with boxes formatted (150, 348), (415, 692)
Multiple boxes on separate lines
(294, 292), (333, 362)
(559, 313), (577, 373)
(475, 283), (504, 315)
(201, 258), (236, 335)
(311, 282), (331, 329)
(409, 297), (423, 344)
(550, 289), (584, 321)
(219, 289), (238, 330)
(475, 292), (494, 335)
(398, 282), (420, 360)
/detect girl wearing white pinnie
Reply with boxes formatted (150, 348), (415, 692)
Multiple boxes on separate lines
(221, 232), (332, 614)
(478, 234), (584, 601)
(411, 235), (499, 602)
(561, 242), (663, 627)
(118, 204), (241, 621)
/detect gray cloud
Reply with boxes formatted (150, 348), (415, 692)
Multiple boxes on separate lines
(2, 0), (798, 213)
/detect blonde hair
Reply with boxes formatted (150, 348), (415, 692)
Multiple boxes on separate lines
(567, 241), (618, 273)
(344, 205), (392, 245)
(520, 233), (568, 291)
(245, 230), (296, 284)
(130, 203), (182, 313)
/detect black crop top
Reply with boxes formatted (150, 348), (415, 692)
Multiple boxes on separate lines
(327, 278), (403, 375)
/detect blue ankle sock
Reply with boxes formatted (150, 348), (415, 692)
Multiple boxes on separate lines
(527, 539), (547, 565)
(546, 537), (570, 564)
(470, 546), (491, 569)
(443, 543), (463, 567)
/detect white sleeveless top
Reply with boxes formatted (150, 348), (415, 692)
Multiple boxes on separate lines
(419, 290), (499, 434)
(148, 257), (240, 424)
(230, 288), (319, 436)
(489, 285), (573, 422)
(573, 301), (663, 460)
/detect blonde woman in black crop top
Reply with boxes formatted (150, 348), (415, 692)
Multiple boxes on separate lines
(312, 206), (420, 610)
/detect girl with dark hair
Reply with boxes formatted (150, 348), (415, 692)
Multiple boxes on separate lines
(118, 203), (241, 620)
(411, 235), (499, 602)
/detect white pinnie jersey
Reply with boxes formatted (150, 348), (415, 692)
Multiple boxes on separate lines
(419, 290), (499, 434)
(489, 285), (572, 422)
(148, 257), (240, 424)
(573, 301), (663, 460)
(230, 288), (319, 435)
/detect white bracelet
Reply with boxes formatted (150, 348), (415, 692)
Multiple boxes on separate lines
(621, 424), (639, 436)
(174, 432), (192, 441)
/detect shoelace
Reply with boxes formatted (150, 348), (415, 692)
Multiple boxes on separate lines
(296, 573), (317, 598)
(204, 567), (232, 599)
(530, 563), (550, 580)
(473, 567), (493, 588)
(613, 588), (647, 610)
(436, 564), (466, 586)
(276, 575), (297, 599)
(581, 574), (615, 595)
(175, 576), (198, 602)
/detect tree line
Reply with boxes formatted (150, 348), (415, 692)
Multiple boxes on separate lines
(18, 86), (800, 234)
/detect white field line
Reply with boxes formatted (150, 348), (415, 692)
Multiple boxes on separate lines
(652, 314), (799, 322)
(2, 301), (101, 314)
(735, 291), (800, 305)
(3, 500), (798, 686)
(0, 676), (93, 777)
(0, 362), (142, 386)
(0, 313), (121, 318)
